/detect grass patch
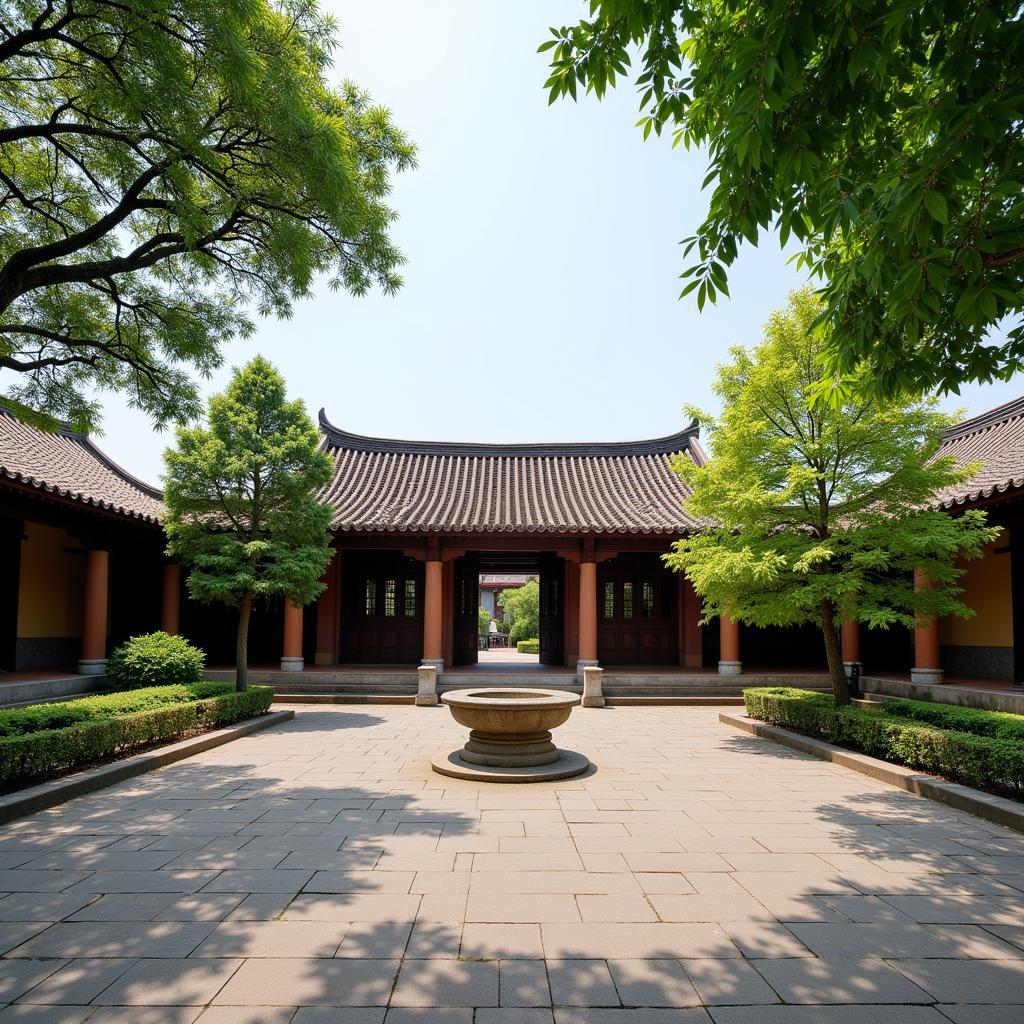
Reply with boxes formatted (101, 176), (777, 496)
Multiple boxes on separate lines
(0, 685), (272, 789)
(743, 686), (1024, 800)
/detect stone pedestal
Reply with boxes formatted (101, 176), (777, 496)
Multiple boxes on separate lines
(582, 666), (605, 708)
(416, 664), (438, 706)
(911, 667), (944, 685)
(718, 660), (742, 676)
(78, 659), (107, 676)
(280, 656), (304, 672)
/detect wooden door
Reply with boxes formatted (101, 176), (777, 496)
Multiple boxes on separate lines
(341, 555), (423, 664)
(453, 555), (479, 665)
(539, 556), (565, 665)
(597, 558), (677, 665)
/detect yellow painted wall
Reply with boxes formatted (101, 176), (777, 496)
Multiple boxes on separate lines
(941, 538), (1012, 647)
(17, 521), (86, 638)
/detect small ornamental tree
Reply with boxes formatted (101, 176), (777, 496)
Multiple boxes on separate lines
(499, 579), (540, 645)
(665, 289), (1000, 705)
(163, 357), (333, 690)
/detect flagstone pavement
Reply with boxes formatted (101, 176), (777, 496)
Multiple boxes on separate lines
(1, 705), (1024, 1022)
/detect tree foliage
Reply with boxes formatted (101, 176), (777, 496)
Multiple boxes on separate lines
(163, 356), (333, 690)
(0, 0), (415, 432)
(499, 579), (540, 645)
(665, 289), (999, 703)
(543, 1), (1024, 396)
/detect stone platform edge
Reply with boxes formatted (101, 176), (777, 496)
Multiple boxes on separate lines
(0, 709), (294, 825)
(719, 711), (1024, 835)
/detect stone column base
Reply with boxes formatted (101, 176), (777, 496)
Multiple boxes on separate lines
(718, 660), (742, 676)
(843, 661), (862, 678)
(575, 658), (598, 681)
(911, 667), (944, 685)
(421, 659), (444, 674)
(280, 656), (304, 672)
(582, 666), (605, 708)
(416, 664), (438, 706)
(78, 658), (106, 676)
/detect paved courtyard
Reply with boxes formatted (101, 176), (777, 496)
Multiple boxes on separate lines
(1, 706), (1024, 1022)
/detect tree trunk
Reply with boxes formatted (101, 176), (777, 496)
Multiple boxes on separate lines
(820, 599), (850, 706)
(235, 595), (253, 693)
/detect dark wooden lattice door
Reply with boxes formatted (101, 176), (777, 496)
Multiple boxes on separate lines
(539, 556), (565, 666)
(453, 555), (479, 666)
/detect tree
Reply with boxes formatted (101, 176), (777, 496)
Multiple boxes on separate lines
(664, 289), (999, 704)
(163, 356), (333, 691)
(542, 2), (1024, 396)
(478, 605), (492, 644)
(499, 579), (540, 645)
(0, 0), (414, 433)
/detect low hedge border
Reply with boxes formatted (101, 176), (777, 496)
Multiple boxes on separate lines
(743, 687), (1024, 800)
(880, 697), (1024, 743)
(0, 682), (239, 738)
(517, 639), (540, 654)
(0, 687), (272, 789)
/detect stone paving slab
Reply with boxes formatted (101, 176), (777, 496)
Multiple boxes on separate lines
(2, 705), (1024, 1018)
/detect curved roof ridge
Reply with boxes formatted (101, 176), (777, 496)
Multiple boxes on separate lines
(318, 408), (699, 458)
(943, 394), (1024, 440)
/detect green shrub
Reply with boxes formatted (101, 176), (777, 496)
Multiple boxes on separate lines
(0, 687), (272, 788)
(106, 631), (205, 689)
(743, 687), (1024, 799)
(0, 682), (235, 738)
(517, 639), (540, 654)
(881, 699), (1024, 743)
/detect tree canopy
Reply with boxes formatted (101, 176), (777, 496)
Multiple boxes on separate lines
(665, 289), (999, 703)
(163, 356), (333, 689)
(0, 0), (414, 432)
(543, 1), (1024, 396)
(499, 579), (540, 645)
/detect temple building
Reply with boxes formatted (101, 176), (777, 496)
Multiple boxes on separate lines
(2, 397), (1024, 688)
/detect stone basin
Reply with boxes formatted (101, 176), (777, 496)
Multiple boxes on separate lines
(431, 687), (591, 783)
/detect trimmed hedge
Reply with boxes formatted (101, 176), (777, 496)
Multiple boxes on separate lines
(743, 687), (1024, 799)
(0, 682), (235, 738)
(0, 687), (273, 788)
(881, 698), (1024, 743)
(107, 631), (205, 688)
(517, 639), (540, 654)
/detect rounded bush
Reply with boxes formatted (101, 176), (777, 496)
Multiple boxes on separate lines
(106, 632), (206, 689)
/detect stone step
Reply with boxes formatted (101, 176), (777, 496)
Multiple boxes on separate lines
(263, 682), (417, 695)
(605, 696), (745, 706)
(273, 693), (416, 705)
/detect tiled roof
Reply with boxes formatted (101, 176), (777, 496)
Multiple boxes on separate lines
(317, 410), (703, 535)
(0, 407), (164, 524)
(934, 395), (1024, 509)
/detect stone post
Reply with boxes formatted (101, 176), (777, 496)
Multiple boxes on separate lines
(416, 664), (438, 706)
(422, 559), (444, 672)
(161, 563), (181, 636)
(582, 665), (605, 708)
(718, 614), (741, 675)
(79, 548), (109, 675)
(281, 599), (304, 672)
(912, 568), (943, 684)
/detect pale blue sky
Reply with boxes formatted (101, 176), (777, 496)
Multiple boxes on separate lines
(93, 0), (1022, 483)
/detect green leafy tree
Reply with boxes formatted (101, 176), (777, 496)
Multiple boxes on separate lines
(478, 605), (492, 643)
(0, 0), (415, 432)
(499, 579), (540, 645)
(665, 289), (999, 705)
(163, 356), (332, 690)
(542, 2), (1024, 396)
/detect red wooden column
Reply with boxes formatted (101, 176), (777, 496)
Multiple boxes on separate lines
(315, 551), (341, 665)
(841, 620), (861, 676)
(913, 568), (943, 683)
(718, 614), (741, 675)
(577, 559), (598, 670)
(281, 599), (304, 672)
(422, 558), (444, 670)
(679, 575), (702, 668)
(79, 548), (109, 675)
(161, 564), (181, 635)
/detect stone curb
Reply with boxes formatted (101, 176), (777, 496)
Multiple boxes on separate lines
(0, 709), (294, 825)
(719, 711), (1024, 834)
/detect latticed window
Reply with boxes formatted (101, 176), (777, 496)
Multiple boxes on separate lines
(603, 581), (615, 619)
(384, 578), (396, 617)
(642, 581), (654, 618)
(363, 578), (376, 616)
(623, 581), (634, 619)
(404, 579), (417, 617)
